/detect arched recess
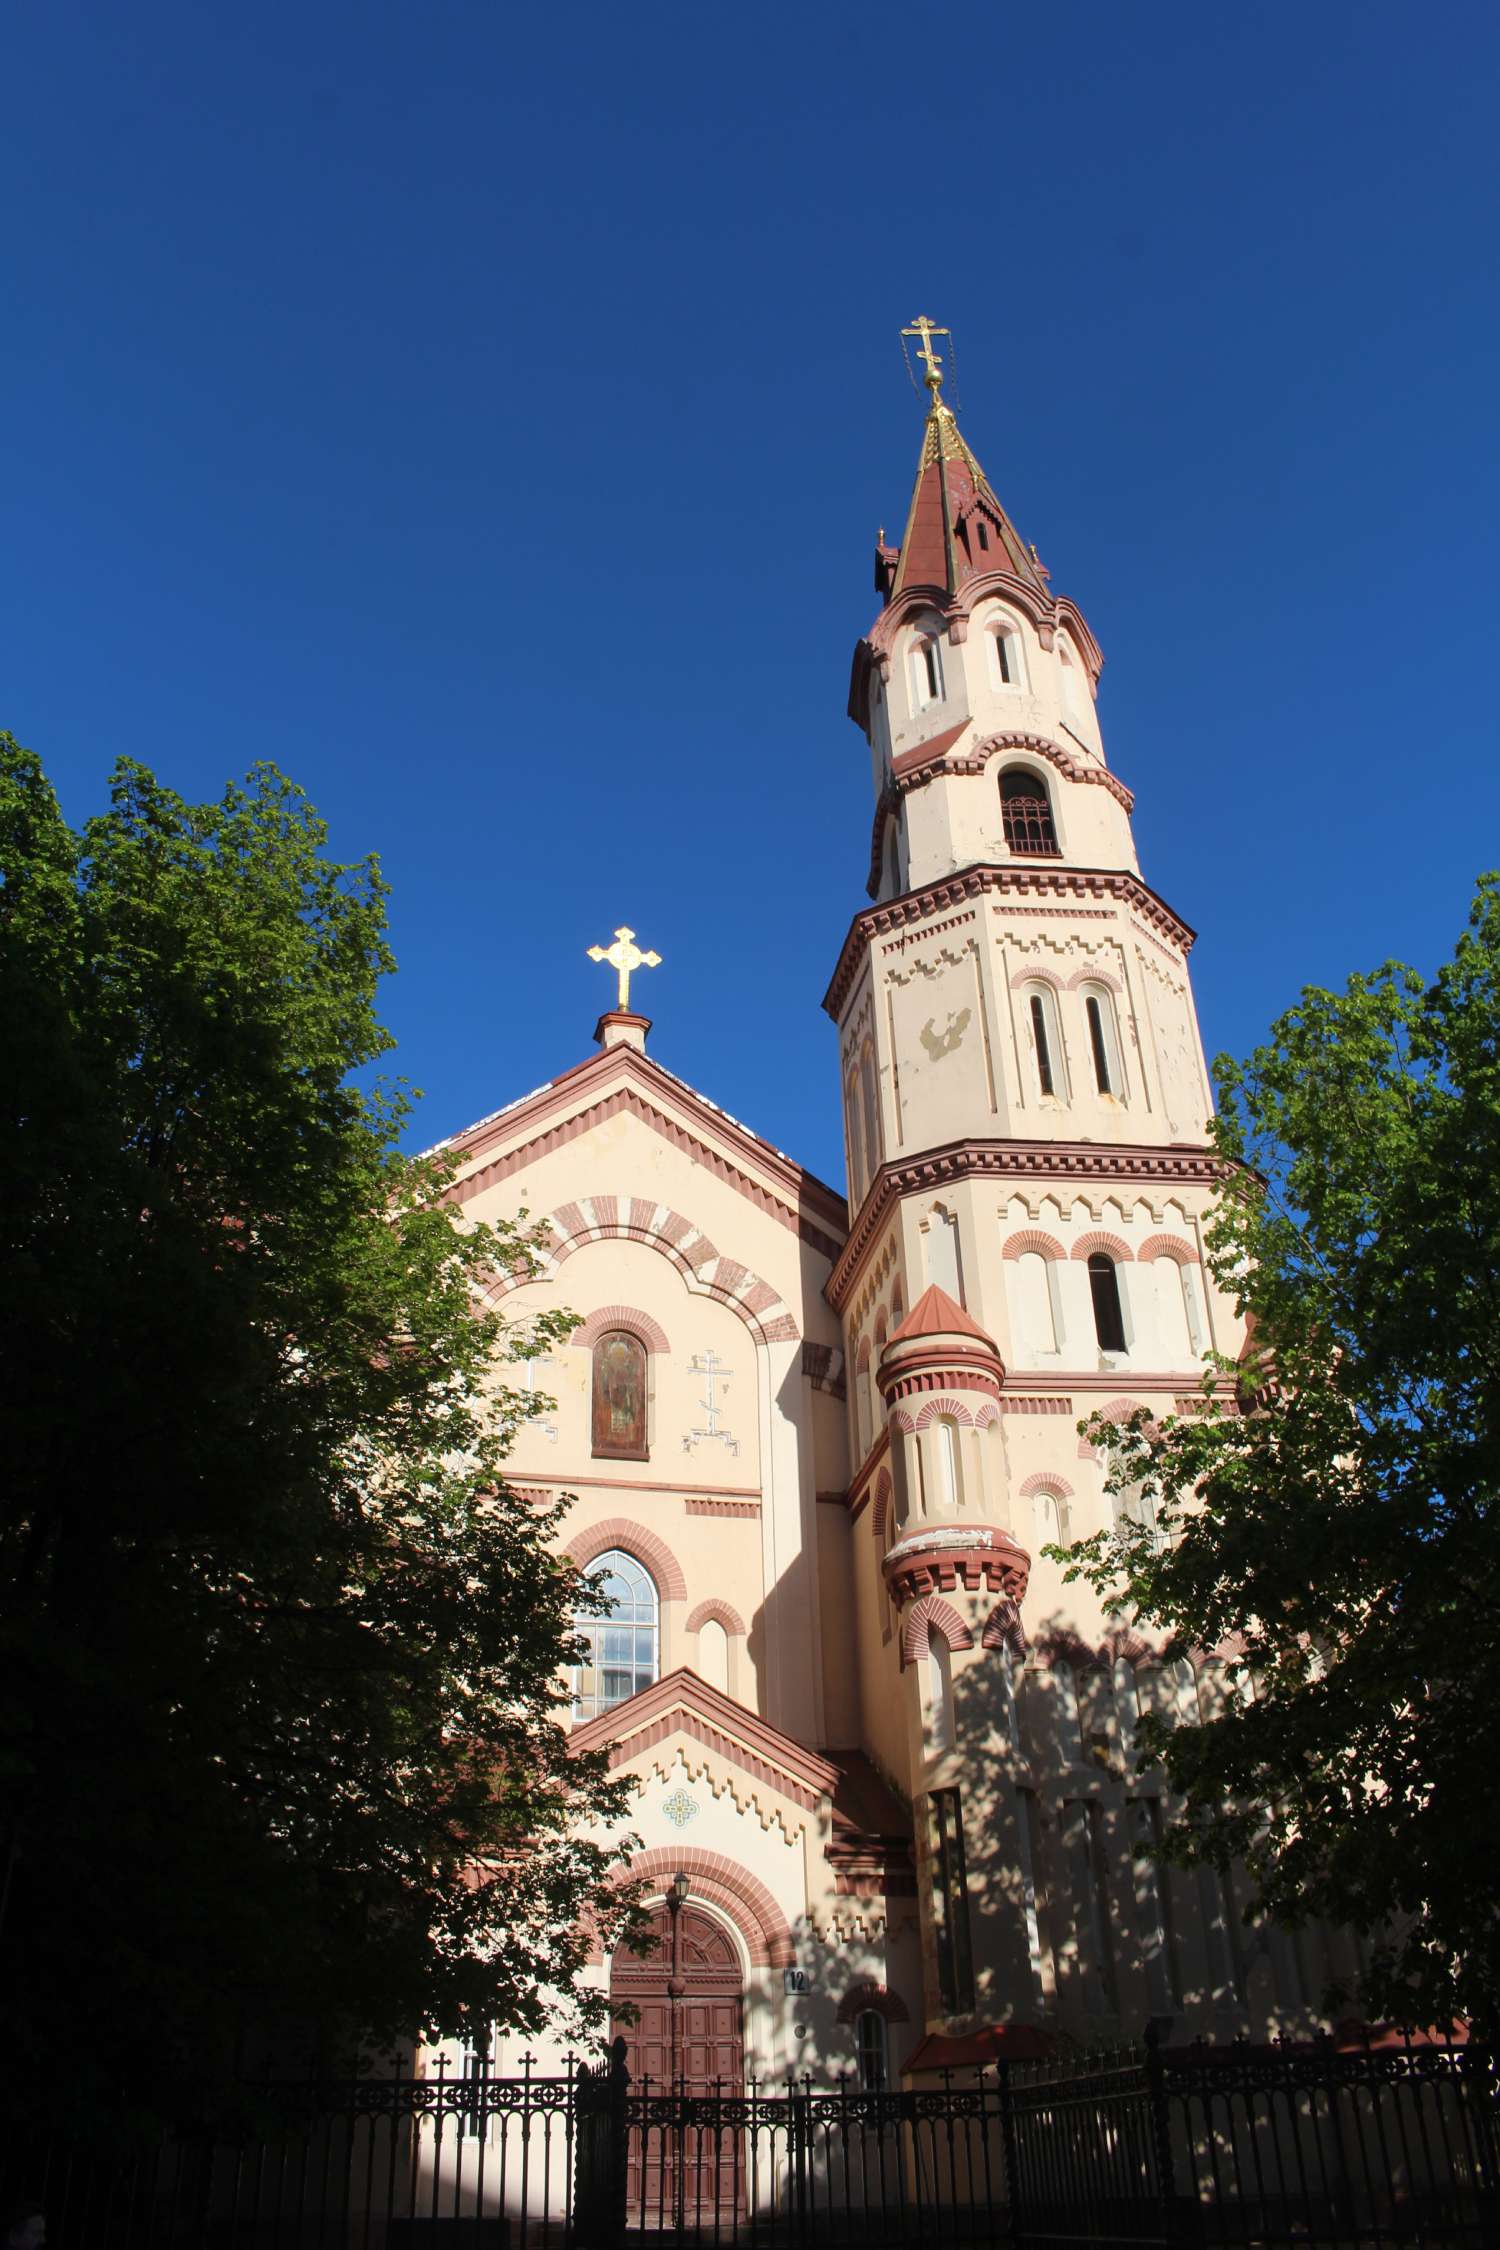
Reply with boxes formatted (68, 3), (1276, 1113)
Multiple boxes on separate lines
(901, 1594), (975, 1667)
(571, 1304), (673, 1353)
(487, 1201), (799, 1345)
(835, 1980), (910, 2026)
(1007, 963), (1065, 992)
(913, 1396), (974, 1430)
(982, 1597), (1027, 1656)
(1077, 1397), (1155, 1463)
(1071, 1232), (1133, 1262)
(685, 1599), (747, 1637)
(870, 1469), (893, 1546)
(564, 1518), (687, 1603)
(606, 1847), (795, 1970)
(1137, 1234), (1200, 1265)
(1002, 1229), (1065, 1262)
(1065, 965), (1124, 994)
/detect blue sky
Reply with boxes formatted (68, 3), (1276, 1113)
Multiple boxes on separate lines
(5, 2), (1498, 1190)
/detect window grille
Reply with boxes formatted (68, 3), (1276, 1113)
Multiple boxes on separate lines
(1000, 769), (1059, 856)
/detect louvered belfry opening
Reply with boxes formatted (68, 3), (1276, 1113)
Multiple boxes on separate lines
(1000, 767), (1060, 856)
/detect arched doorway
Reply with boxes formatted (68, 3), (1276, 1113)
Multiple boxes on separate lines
(611, 1901), (745, 2228)
(610, 1900), (745, 2091)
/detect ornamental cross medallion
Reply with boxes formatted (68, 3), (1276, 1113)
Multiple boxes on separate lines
(587, 924), (661, 1011)
(683, 1348), (739, 1456)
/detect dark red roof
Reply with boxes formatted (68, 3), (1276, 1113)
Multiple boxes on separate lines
(888, 403), (1049, 605)
(888, 1283), (996, 1348)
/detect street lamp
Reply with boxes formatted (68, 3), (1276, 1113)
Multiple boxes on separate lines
(665, 1874), (691, 2235)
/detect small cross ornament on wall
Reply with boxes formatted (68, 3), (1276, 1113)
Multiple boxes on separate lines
(683, 1347), (739, 1456)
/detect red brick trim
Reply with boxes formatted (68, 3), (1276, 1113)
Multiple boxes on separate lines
(686, 1600), (747, 1637)
(901, 1594), (975, 1666)
(911, 1396), (975, 1430)
(1137, 1233), (1200, 1265)
(496, 1201), (799, 1345)
(564, 1518), (688, 1602)
(1019, 1471), (1075, 1498)
(836, 1981), (911, 2027)
(1077, 1397), (1155, 1460)
(602, 1848), (795, 1970)
(1066, 965), (1124, 994)
(1000, 1394), (1075, 1415)
(570, 1668), (839, 1821)
(981, 1597), (1027, 1656)
(684, 1496), (761, 1519)
(570, 1304), (672, 1354)
(1002, 1229), (1065, 1263)
(1008, 962), (1066, 993)
(1071, 1231), (1133, 1262)
(825, 864), (1192, 1025)
(871, 1469), (893, 1546)
(439, 1043), (846, 1250)
(885, 1526), (1031, 1608)
(826, 1137), (1225, 1310)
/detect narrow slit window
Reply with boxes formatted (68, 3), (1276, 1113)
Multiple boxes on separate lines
(930, 1788), (976, 2016)
(1086, 995), (1113, 1093)
(1088, 1253), (1127, 1353)
(1029, 994), (1056, 1096)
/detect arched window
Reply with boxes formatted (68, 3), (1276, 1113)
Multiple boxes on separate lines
(1032, 1485), (1070, 1546)
(697, 1616), (729, 1694)
(1087, 1254), (1127, 1354)
(1082, 986), (1124, 1099)
(986, 617), (1025, 691)
(1000, 768), (1059, 857)
(1022, 983), (1065, 1100)
(860, 1049), (882, 1179)
(910, 633), (944, 710)
(855, 2010), (888, 2091)
(927, 1634), (954, 1753)
(591, 1329), (649, 1459)
(1014, 1252), (1060, 1356)
(933, 1415), (961, 1511)
(573, 1550), (658, 1721)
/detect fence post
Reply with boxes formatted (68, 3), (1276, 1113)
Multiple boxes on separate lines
(995, 2059), (1023, 2245)
(1145, 2021), (1188, 2245)
(606, 2034), (629, 2249)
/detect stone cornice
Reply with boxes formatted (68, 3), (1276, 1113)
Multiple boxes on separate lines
(827, 1138), (1227, 1312)
(882, 1523), (1032, 1607)
(825, 864), (1196, 1022)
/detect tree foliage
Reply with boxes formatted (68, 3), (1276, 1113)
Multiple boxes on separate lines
(1065, 875), (1500, 2036)
(0, 736), (636, 2092)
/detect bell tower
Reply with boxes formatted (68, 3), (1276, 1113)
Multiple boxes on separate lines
(826, 324), (1250, 2050)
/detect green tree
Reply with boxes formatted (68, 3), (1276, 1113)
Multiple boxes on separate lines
(1065, 875), (1500, 2037)
(0, 736), (636, 2094)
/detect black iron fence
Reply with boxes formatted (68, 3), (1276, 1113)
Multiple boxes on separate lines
(3, 2032), (1494, 2248)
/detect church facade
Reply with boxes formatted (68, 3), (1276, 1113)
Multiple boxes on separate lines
(435, 334), (1345, 2089)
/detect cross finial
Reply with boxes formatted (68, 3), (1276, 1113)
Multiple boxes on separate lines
(587, 924), (661, 1012)
(903, 315), (951, 402)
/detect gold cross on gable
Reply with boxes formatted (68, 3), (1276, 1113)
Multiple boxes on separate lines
(903, 315), (950, 399)
(587, 924), (661, 1012)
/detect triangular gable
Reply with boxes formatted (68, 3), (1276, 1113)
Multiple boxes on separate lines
(432, 1041), (847, 1261)
(569, 1666), (839, 1814)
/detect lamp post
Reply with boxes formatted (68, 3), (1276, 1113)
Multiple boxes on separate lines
(666, 1871), (690, 2235)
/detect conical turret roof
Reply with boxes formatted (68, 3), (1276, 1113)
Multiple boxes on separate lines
(888, 1283), (997, 1348)
(886, 397), (1049, 605)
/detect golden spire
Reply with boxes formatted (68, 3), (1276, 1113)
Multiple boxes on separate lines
(587, 924), (661, 1012)
(902, 315), (951, 404)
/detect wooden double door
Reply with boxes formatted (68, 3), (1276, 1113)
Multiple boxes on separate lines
(611, 1903), (745, 2226)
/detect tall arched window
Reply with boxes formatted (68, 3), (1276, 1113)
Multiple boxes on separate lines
(910, 633), (944, 710)
(1032, 1485), (1070, 1546)
(986, 616), (1025, 691)
(1087, 1254), (1127, 1354)
(933, 1415), (961, 1511)
(1081, 985), (1124, 1099)
(1021, 982), (1066, 1100)
(591, 1329), (649, 1459)
(573, 1550), (659, 1721)
(1000, 768), (1059, 856)
(927, 1634), (955, 1754)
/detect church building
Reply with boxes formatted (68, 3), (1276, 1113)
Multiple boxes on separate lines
(432, 324), (1343, 2090)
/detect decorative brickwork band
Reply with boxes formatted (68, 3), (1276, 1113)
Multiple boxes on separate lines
(836, 1981), (911, 2026)
(981, 1597), (1027, 1658)
(883, 1524), (1031, 1608)
(563, 1518), (688, 1602)
(1018, 1471), (1076, 1499)
(871, 1469), (893, 1547)
(1070, 1231), (1133, 1261)
(606, 1848), (794, 1970)
(684, 1496), (761, 1518)
(900, 1594), (975, 1666)
(1001, 1229), (1065, 1262)
(1077, 1398), (1155, 1461)
(685, 1599), (747, 1637)
(912, 1396), (976, 1430)
(493, 1200), (800, 1345)
(1137, 1233), (1201, 1264)
(570, 1304), (672, 1354)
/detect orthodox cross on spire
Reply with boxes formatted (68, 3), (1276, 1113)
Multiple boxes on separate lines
(902, 315), (951, 403)
(587, 924), (661, 1012)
